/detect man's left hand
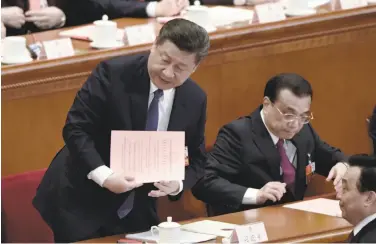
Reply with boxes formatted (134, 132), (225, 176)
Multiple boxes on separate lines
(148, 181), (180, 197)
(25, 7), (65, 29)
(326, 162), (348, 195)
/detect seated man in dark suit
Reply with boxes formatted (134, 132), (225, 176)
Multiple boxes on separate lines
(33, 19), (210, 243)
(80, 0), (189, 25)
(192, 73), (348, 216)
(370, 106), (376, 154)
(339, 154), (376, 243)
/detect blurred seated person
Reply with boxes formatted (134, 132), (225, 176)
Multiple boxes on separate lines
(370, 106), (376, 155)
(81, 0), (189, 23)
(1, 0), (79, 36)
(192, 73), (349, 216)
(339, 154), (376, 243)
(190, 0), (263, 6)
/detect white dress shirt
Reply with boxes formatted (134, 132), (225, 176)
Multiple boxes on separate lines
(242, 109), (297, 204)
(87, 81), (183, 195)
(354, 212), (376, 236)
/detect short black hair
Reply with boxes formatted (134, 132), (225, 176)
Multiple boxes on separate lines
(155, 18), (210, 64)
(348, 154), (376, 192)
(264, 73), (313, 103)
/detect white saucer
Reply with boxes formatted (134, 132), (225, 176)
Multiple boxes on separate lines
(1, 55), (33, 65)
(285, 8), (317, 16)
(90, 41), (124, 49)
(368, 0), (376, 4)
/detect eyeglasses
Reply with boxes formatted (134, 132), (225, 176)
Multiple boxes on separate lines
(273, 105), (314, 124)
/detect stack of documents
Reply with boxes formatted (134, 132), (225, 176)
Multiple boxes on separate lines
(181, 220), (237, 238)
(283, 198), (342, 217)
(126, 230), (216, 243)
(208, 6), (254, 27)
(59, 25), (124, 41)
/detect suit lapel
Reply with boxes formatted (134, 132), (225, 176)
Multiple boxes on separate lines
(251, 108), (281, 180)
(353, 217), (376, 243)
(290, 132), (308, 198)
(127, 56), (150, 131)
(167, 84), (188, 132)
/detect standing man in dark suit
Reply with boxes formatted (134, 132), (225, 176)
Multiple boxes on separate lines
(33, 18), (210, 243)
(369, 106), (376, 155)
(339, 154), (376, 243)
(192, 73), (348, 216)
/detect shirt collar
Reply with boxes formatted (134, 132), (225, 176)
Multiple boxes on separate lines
(260, 109), (280, 145)
(354, 212), (376, 236)
(150, 81), (175, 99)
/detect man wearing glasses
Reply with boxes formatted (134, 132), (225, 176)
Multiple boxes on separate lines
(192, 73), (349, 216)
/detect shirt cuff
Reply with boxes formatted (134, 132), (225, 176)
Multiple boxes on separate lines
(242, 188), (259, 204)
(87, 165), (113, 187)
(169, 180), (183, 196)
(146, 2), (157, 17)
(233, 0), (246, 5)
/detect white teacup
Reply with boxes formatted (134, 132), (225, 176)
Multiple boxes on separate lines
(2, 36), (31, 63)
(184, 5), (210, 28)
(151, 216), (181, 243)
(92, 16), (118, 47)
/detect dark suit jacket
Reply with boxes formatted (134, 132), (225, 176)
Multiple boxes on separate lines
(33, 53), (207, 242)
(78, 0), (150, 25)
(192, 107), (347, 216)
(1, 0), (82, 36)
(370, 106), (376, 155)
(349, 218), (376, 243)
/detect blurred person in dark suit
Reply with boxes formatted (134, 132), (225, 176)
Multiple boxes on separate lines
(81, 0), (189, 24)
(339, 154), (376, 243)
(1, 0), (80, 36)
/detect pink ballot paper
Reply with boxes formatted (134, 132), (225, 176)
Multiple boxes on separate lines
(110, 131), (185, 183)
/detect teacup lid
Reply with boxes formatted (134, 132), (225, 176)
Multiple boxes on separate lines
(94, 15), (116, 26)
(158, 216), (180, 228)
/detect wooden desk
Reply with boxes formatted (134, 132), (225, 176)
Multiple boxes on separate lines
(78, 199), (352, 243)
(2, 1), (376, 177)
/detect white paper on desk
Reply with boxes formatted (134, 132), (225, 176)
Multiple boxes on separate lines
(126, 230), (216, 243)
(280, 0), (330, 8)
(283, 198), (342, 217)
(110, 131), (185, 183)
(59, 25), (124, 41)
(340, 0), (368, 9)
(124, 24), (156, 46)
(42, 38), (75, 59)
(208, 6), (254, 27)
(181, 220), (238, 237)
(255, 2), (286, 24)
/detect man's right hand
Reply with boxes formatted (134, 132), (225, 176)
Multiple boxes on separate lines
(155, 0), (189, 17)
(256, 182), (287, 205)
(1, 7), (25, 29)
(103, 173), (143, 194)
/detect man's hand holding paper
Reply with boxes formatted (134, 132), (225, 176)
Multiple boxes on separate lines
(148, 180), (181, 197)
(103, 173), (143, 194)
